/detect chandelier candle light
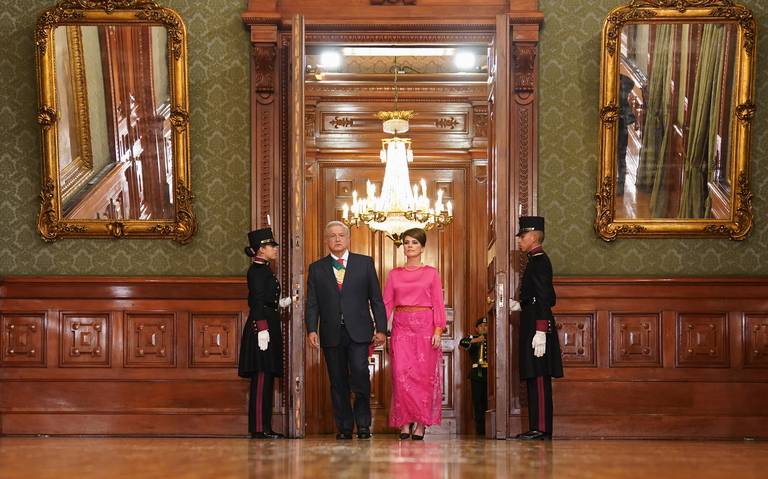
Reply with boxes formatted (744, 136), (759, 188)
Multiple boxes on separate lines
(341, 68), (454, 246)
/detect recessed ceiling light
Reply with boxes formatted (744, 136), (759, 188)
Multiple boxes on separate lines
(320, 51), (342, 69)
(454, 51), (476, 70)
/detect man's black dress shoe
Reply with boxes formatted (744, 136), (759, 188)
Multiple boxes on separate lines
(336, 432), (353, 440)
(357, 429), (371, 439)
(515, 430), (551, 440)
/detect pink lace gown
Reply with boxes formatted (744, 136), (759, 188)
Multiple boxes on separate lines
(383, 265), (446, 427)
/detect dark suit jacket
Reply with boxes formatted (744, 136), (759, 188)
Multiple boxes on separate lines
(305, 252), (387, 347)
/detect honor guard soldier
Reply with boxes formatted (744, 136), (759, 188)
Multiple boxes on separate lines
(238, 227), (292, 439)
(459, 317), (489, 435)
(512, 216), (563, 440)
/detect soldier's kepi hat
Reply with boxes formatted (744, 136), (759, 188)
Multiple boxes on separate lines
(516, 216), (545, 236)
(246, 228), (278, 256)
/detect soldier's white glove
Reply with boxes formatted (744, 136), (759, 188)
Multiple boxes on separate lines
(532, 331), (546, 358)
(509, 300), (522, 312)
(257, 330), (270, 351)
(279, 296), (292, 308)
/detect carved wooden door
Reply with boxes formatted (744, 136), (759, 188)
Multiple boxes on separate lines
(485, 13), (512, 439)
(287, 14), (306, 438)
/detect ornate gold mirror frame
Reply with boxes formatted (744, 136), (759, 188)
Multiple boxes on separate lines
(595, 0), (756, 241)
(35, 0), (195, 242)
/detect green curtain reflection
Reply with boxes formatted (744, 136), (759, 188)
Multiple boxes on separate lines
(635, 24), (674, 215)
(678, 24), (726, 218)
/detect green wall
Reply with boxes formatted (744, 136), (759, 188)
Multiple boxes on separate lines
(0, 0), (765, 276)
(0, 0), (251, 275)
(540, 0), (768, 275)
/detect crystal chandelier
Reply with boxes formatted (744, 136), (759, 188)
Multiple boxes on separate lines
(342, 63), (453, 246)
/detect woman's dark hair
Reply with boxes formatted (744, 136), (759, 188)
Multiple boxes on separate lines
(401, 228), (427, 247)
(244, 246), (256, 257)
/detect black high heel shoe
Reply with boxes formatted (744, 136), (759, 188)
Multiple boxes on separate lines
(399, 423), (414, 440)
(412, 424), (425, 441)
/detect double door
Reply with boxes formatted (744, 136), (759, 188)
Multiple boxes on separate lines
(303, 164), (466, 434)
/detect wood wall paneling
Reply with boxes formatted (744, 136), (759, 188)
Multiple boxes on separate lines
(743, 314), (768, 368)
(544, 277), (768, 440)
(0, 277), (262, 437)
(1, 312), (46, 367)
(60, 312), (111, 367)
(4, 277), (768, 438)
(610, 313), (662, 368)
(190, 313), (241, 368)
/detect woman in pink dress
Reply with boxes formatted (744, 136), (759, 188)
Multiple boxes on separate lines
(383, 228), (446, 440)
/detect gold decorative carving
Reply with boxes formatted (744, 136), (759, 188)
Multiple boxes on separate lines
(150, 184), (196, 243)
(253, 46), (276, 94)
(596, 1), (755, 240)
(606, 1), (755, 56)
(106, 221), (126, 238)
(735, 102), (756, 124)
(36, 106), (57, 130)
(35, 0), (195, 242)
(512, 44), (536, 93)
(435, 117), (459, 129)
(62, 1), (159, 12)
(35, 8), (84, 55)
(605, 7), (657, 55)
(595, 176), (647, 241)
(600, 103), (619, 126)
(135, 5), (185, 60)
(170, 107), (189, 132)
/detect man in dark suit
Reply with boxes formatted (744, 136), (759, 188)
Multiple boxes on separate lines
(513, 216), (563, 441)
(305, 220), (387, 440)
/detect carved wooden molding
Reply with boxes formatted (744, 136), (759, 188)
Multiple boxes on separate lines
(435, 116), (459, 129)
(330, 116), (354, 128)
(253, 45), (276, 94)
(512, 43), (536, 93)
(370, 0), (416, 4)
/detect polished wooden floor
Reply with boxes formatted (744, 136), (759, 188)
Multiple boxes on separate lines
(1, 436), (767, 478)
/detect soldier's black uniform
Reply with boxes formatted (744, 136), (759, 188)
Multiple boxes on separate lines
(459, 322), (488, 435)
(516, 216), (563, 440)
(238, 228), (284, 438)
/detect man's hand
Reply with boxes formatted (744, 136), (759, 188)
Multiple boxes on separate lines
(279, 296), (292, 308)
(308, 332), (320, 349)
(257, 330), (270, 351)
(509, 300), (522, 312)
(532, 331), (546, 357)
(373, 331), (387, 347)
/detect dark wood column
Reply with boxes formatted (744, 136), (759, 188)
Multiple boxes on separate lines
(249, 28), (279, 231)
(507, 18), (542, 437)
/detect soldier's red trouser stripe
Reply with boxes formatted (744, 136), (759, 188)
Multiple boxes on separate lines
(255, 372), (265, 432)
(537, 376), (546, 432)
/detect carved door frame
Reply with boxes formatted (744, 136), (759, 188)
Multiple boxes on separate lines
(243, 13), (541, 439)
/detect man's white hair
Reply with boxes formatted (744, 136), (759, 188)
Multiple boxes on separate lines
(325, 220), (350, 236)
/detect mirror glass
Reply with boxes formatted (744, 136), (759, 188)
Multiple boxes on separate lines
(615, 22), (737, 220)
(53, 24), (173, 220)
